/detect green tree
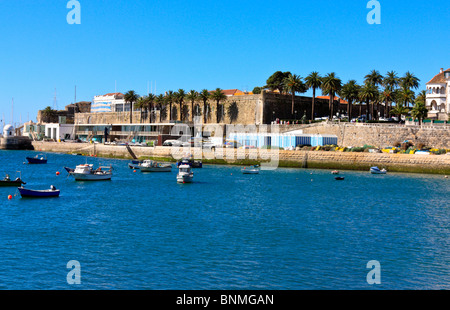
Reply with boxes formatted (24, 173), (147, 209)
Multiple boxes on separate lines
(210, 88), (227, 123)
(186, 90), (199, 122)
(339, 80), (360, 120)
(165, 90), (175, 121)
(124, 90), (139, 124)
(265, 71), (291, 94)
(400, 71), (420, 93)
(305, 71), (322, 120)
(199, 89), (210, 123)
(411, 101), (428, 125)
(252, 86), (262, 94)
(175, 89), (186, 121)
(390, 102), (409, 122)
(155, 94), (167, 123)
(283, 73), (307, 116)
(42, 106), (57, 123)
(359, 82), (379, 121)
(321, 72), (342, 120)
(146, 93), (156, 122)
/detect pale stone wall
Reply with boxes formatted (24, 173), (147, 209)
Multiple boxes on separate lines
(31, 142), (450, 174)
(298, 122), (450, 149)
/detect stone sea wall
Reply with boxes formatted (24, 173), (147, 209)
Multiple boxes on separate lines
(299, 123), (450, 149)
(31, 142), (450, 175)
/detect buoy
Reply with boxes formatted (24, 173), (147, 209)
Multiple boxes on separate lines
(56, 171), (60, 176)
(133, 170), (136, 173)
(8, 195), (12, 200)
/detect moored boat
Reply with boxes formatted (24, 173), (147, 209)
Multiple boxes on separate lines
(177, 164), (194, 183)
(26, 153), (47, 164)
(139, 160), (172, 172)
(18, 185), (60, 198)
(177, 158), (202, 168)
(69, 164), (112, 181)
(242, 165), (260, 174)
(0, 173), (26, 187)
(335, 176), (345, 180)
(370, 166), (387, 174)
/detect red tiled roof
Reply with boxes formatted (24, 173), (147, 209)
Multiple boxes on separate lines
(427, 68), (450, 84)
(209, 89), (241, 96)
(316, 96), (348, 104)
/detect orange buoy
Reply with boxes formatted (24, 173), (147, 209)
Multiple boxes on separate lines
(56, 171), (60, 176)
(8, 195), (12, 200)
(133, 170), (136, 173)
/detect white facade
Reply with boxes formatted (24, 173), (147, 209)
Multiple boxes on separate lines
(426, 68), (450, 120)
(45, 123), (75, 141)
(92, 93), (129, 113)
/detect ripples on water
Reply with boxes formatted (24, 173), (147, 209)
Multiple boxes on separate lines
(0, 150), (449, 289)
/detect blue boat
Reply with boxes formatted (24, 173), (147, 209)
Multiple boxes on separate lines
(18, 186), (60, 198)
(26, 154), (47, 164)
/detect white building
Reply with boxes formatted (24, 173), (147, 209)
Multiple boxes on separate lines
(3, 124), (15, 137)
(92, 92), (128, 113)
(426, 68), (450, 120)
(45, 123), (75, 141)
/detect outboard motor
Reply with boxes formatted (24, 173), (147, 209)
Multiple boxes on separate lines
(50, 185), (57, 191)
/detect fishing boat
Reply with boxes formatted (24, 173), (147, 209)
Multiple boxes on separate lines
(0, 173), (26, 187)
(139, 160), (172, 172)
(331, 170), (340, 175)
(177, 164), (194, 183)
(26, 153), (47, 164)
(335, 176), (345, 181)
(370, 166), (387, 174)
(69, 164), (112, 181)
(177, 158), (202, 168)
(18, 185), (60, 198)
(128, 160), (142, 169)
(242, 165), (260, 174)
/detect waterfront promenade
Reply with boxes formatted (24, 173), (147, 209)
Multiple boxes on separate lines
(31, 141), (450, 175)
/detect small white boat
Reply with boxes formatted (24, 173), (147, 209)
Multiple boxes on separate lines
(242, 165), (260, 174)
(177, 164), (194, 183)
(69, 164), (112, 181)
(331, 170), (339, 175)
(139, 160), (172, 172)
(370, 166), (387, 174)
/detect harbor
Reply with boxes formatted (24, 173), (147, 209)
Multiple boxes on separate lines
(1, 150), (449, 289)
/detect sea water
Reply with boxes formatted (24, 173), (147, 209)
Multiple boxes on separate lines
(0, 150), (449, 289)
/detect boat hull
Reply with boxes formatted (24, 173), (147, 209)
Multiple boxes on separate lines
(140, 166), (172, 172)
(177, 174), (193, 183)
(0, 180), (26, 187)
(72, 173), (112, 181)
(18, 187), (60, 198)
(26, 157), (47, 164)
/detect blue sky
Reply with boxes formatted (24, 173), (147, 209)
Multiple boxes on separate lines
(0, 0), (449, 125)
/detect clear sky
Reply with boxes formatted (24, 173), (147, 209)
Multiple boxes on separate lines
(0, 0), (449, 125)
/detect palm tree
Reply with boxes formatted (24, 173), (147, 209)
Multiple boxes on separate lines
(400, 71), (420, 92)
(396, 87), (415, 108)
(380, 88), (396, 118)
(321, 73), (342, 120)
(305, 71), (322, 120)
(359, 82), (379, 121)
(411, 101), (428, 125)
(135, 96), (146, 123)
(283, 73), (307, 116)
(415, 90), (427, 105)
(210, 88), (227, 123)
(390, 102), (409, 122)
(124, 90), (139, 124)
(365, 70), (384, 87)
(165, 90), (174, 121)
(175, 89), (186, 121)
(146, 93), (156, 122)
(339, 80), (360, 120)
(186, 90), (199, 122)
(199, 89), (210, 123)
(42, 106), (57, 123)
(155, 94), (166, 123)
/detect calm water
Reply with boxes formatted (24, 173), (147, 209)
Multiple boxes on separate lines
(0, 150), (449, 290)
